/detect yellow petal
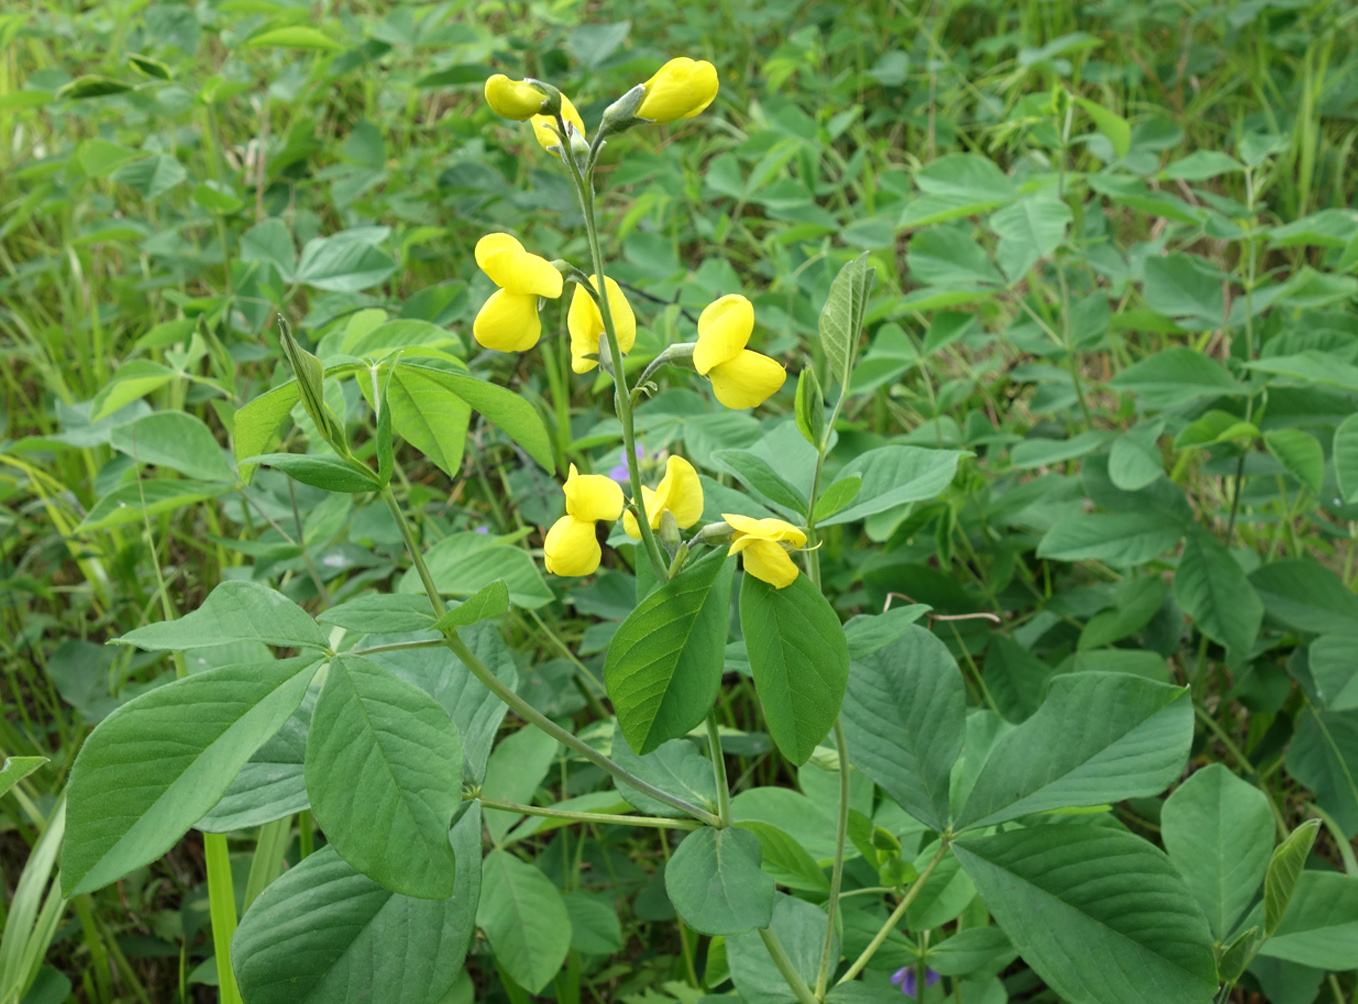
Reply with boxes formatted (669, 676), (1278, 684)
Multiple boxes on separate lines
(722, 513), (807, 547)
(531, 93), (587, 156)
(481, 246), (563, 298)
(568, 283), (604, 373)
(484, 74), (547, 120)
(473, 289), (541, 352)
(735, 538), (800, 589)
(693, 294), (753, 375)
(602, 276), (636, 354)
(475, 233), (524, 271)
(708, 350), (786, 410)
(563, 466), (625, 523)
(654, 456), (704, 529)
(636, 57), (720, 123)
(624, 485), (660, 539)
(544, 515), (602, 577)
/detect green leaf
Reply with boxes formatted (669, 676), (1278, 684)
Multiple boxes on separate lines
(196, 688), (314, 832)
(1037, 511), (1184, 567)
(715, 449), (808, 515)
(954, 826), (1218, 1004)
(813, 475), (862, 522)
(820, 446), (963, 526)
(112, 154), (187, 199)
(1174, 410), (1258, 451)
(1249, 560), (1358, 636)
(242, 452), (379, 493)
(741, 573), (850, 765)
(1143, 255), (1227, 330)
(383, 363), (471, 479)
(564, 890), (623, 955)
(983, 635), (1057, 724)
(77, 479), (226, 533)
(841, 626), (965, 831)
(1174, 528), (1263, 664)
(117, 580), (330, 652)
(481, 725), (559, 844)
(820, 252), (874, 392)
(1263, 819), (1322, 937)
(665, 826), (776, 936)
(1161, 764), (1275, 939)
(794, 366), (825, 447)
(317, 593), (437, 635)
(404, 532), (553, 610)
(1074, 95), (1131, 158)
(305, 655), (462, 899)
(605, 551), (736, 754)
(926, 926), (1017, 977)
(842, 604), (931, 660)
(240, 218), (297, 280)
(1108, 347), (1242, 408)
(432, 580), (511, 631)
(989, 193), (1072, 282)
(1334, 414), (1358, 503)
(90, 360), (177, 421)
(900, 154), (1017, 228)
(477, 850), (571, 994)
(192, 180), (243, 214)
(735, 820), (830, 893)
(1285, 710), (1358, 837)
(728, 895), (832, 1004)
(1107, 421), (1164, 491)
(1162, 151), (1243, 182)
(63, 656), (321, 896)
(58, 75), (134, 100)
(295, 230), (397, 292)
(1264, 429), (1324, 494)
(956, 673), (1193, 830)
(0, 756), (47, 800)
(1310, 635), (1358, 711)
(1010, 430), (1109, 468)
(610, 725), (718, 819)
(233, 381), (300, 482)
(232, 807), (481, 1004)
(1258, 870), (1358, 969)
(108, 411), (237, 482)
(243, 26), (343, 50)
(908, 843), (976, 930)
(1245, 351), (1358, 392)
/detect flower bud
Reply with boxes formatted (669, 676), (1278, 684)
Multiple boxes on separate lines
(636, 57), (719, 123)
(484, 74), (550, 120)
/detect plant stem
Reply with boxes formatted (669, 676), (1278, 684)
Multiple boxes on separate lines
(815, 719), (852, 998)
(477, 797), (700, 831)
(707, 712), (732, 827)
(381, 486), (721, 826)
(204, 833), (244, 1004)
(348, 638), (446, 656)
(758, 927), (821, 1004)
(836, 840), (951, 986)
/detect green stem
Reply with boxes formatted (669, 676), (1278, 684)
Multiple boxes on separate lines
(204, 832), (244, 1004)
(348, 638), (447, 657)
(836, 839), (951, 987)
(707, 712), (733, 827)
(381, 486), (721, 827)
(815, 719), (852, 998)
(477, 797), (700, 831)
(758, 928), (821, 1004)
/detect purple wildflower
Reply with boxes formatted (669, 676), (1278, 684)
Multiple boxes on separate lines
(473, 525), (490, 534)
(608, 444), (645, 485)
(890, 966), (940, 998)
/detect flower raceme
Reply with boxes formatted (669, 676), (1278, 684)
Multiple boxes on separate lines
(472, 233), (563, 352)
(693, 294), (787, 409)
(724, 513), (806, 589)
(568, 275), (636, 373)
(637, 57), (719, 123)
(623, 456), (703, 540)
(544, 465), (624, 577)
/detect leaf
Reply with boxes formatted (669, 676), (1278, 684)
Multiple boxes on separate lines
(1037, 512), (1184, 567)
(117, 580), (330, 652)
(243, 26), (343, 50)
(405, 532), (553, 610)
(564, 890), (623, 955)
(108, 411), (237, 482)
(989, 193), (1072, 282)
(63, 656), (321, 896)
(383, 363), (471, 479)
(605, 551), (736, 754)
(295, 230), (398, 292)
(240, 218), (298, 281)
(232, 807), (482, 1004)
(1285, 710), (1358, 837)
(735, 820), (830, 893)
(1309, 635), (1358, 711)
(1334, 414), (1358, 503)
(432, 580), (511, 631)
(1174, 528), (1263, 664)
(1264, 429), (1324, 494)
(0, 756), (47, 800)
(841, 626), (965, 831)
(1258, 870), (1358, 969)
(1107, 421), (1164, 491)
(610, 725), (718, 819)
(58, 75), (134, 99)
(90, 360), (177, 421)
(1142, 255), (1227, 330)
(477, 850), (570, 994)
(233, 381), (300, 482)
(900, 153), (1017, 228)
(954, 826), (1218, 1004)
(714, 449), (808, 515)
(1264, 819), (1322, 937)
(794, 366), (825, 447)
(480, 725), (559, 844)
(1074, 95), (1131, 158)
(955, 673), (1193, 830)
(741, 574), (850, 765)
(727, 895), (832, 1004)
(318, 593), (437, 635)
(665, 826), (775, 936)
(1161, 764), (1275, 939)
(1108, 348), (1242, 408)
(820, 252), (874, 391)
(305, 655), (462, 899)
(813, 475), (862, 522)
(76, 479), (226, 533)
(820, 446), (963, 526)
(112, 155), (187, 199)
(1249, 560), (1358, 636)
(842, 604), (932, 659)
(242, 452), (379, 493)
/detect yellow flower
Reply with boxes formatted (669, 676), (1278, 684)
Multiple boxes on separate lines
(623, 456), (704, 539)
(568, 275), (636, 374)
(692, 294), (786, 409)
(472, 233), (564, 352)
(531, 93), (586, 157)
(544, 464), (625, 577)
(637, 57), (719, 123)
(723, 513), (807, 589)
(484, 74), (548, 120)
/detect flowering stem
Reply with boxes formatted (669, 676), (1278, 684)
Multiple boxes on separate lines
(706, 712), (732, 827)
(556, 115), (669, 582)
(835, 838), (952, 987)
(381, 486), (721, 827)
(758, 928), (821, 1004)
(814, 719), (851, 998)
(477, 797), (701, 831)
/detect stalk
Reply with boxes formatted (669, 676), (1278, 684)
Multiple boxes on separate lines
(836, 840), (951, 986)
(706, 712), (733, 827)
(814, 720), (852, 997)
(478, 798), (700, 831)
(758, 928), (821, 1004)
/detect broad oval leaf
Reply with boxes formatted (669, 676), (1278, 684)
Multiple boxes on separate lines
(1037, 511), (1185, 567)
(727, 894), (832, 1004)
(819, 445), (963, 526)
(1174, 528), (1263, 665)
(109, 411), (237, 482)
(305, 655), (462, 899)
(610, 725), (719, 819)
(1258, 870), (1358, 969)
(665, 826), (775, 936)
(115, 580), (330, 653)
(477, 849), (571, 994)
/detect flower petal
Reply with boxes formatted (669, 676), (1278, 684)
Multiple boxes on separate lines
(722, 513), (806, 546)
(693, 294), (753, 374)
(475, 232), (524, 272)
(531, 93), (586, 156)
(708, 350), (786, 409)
(568, 283), (604, 373)
(735, 538), (800, 588)
(637, 57), (720, 123)
(482, 247), (563, 298)
(602, 276), (636, 354)
(473, 289), (542, 352)
(543, 515), (602, 577)
(654, 456), (704, 529)
(484, 75), (546, 120)
(622, 485), (659, 539)
(563, 467), (625, 523)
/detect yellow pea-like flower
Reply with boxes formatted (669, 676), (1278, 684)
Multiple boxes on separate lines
(544, 464), (625, 577)
(692, 294), (786, 409)
(484, 74), (548, 120)
(568, 275), (636, 374)
(472, 233), (564, 352)
(531, 93), (586, 157)
(723, 512), (807, 589)
(636, 57), (719, 123)
(623, 456), (704, 539)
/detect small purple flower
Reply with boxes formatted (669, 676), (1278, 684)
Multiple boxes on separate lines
(608, 445), (645, 485)
(473, 525), (490, 534)
(890, 966), (940, 998)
